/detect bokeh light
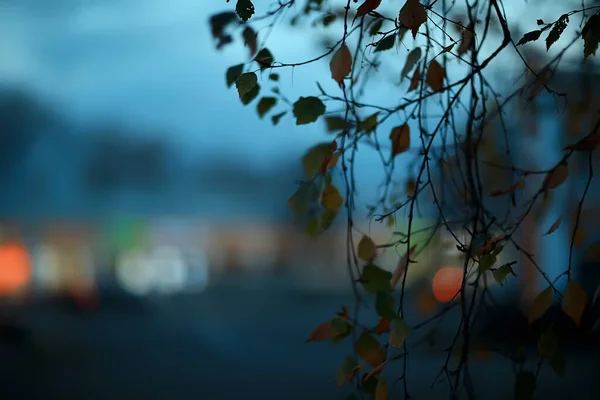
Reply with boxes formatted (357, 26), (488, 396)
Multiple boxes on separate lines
(0, 241), (32, 295)
(432, 267), (463, 303)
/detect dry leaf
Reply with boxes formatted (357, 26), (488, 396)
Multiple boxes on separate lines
(426, 60), (446, 92)
(355, 0), (382, 20)
(390, 124), (411, 157)
(544, 217), (562, 236)
(330, 44), (352, 85)
(358, 235), (377, 262)
(542, 162), (568, 197)
(391, 244), (418, 289)
(399, 0), (427, 39)
(375, 317), (391, 334)
(489, 179), (525, 198)
(408, 63), (421, 91)
(363, 361), (386, 382)
(457, 22), (474, 55)
(242, 26), (258, 58)
(563, 128), (600, 151)
(528, 287), (553, 324)
(562, 280), (588, 327)
(305, 320), (334, 343)
(401, 47), (422, 81)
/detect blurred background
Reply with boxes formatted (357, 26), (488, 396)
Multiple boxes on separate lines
(1, 0), (600, 398)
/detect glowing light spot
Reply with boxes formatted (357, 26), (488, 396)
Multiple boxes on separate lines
(432, 267), (463, 303)
(0, 242), (32, 295)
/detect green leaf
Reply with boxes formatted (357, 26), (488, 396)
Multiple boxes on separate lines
(240, 83), (260, 105)
(325, 116), (354, 132)
(358, 235), (377, 262)
(362, 264), (392, 293)
(302, 143), (332, 179)
(528, 287), (553, 324)
(517, 30), (543, 46)
(235, 0), (255, 22)
(337, 355), (357, 388)
(306, 208), (338, 238)
(235, 72), (257, 97)
(401, 47), (422, 80)
(375, 291), (396, 319)
(537, 329), (558, 357)
(257, 97), (277, 118)
(358, 112), (379, 134)
(479, 254), (497, 273)
(268, 73), (280, 81)
(321, 183), (343, 214)
(255, 48), (274, 69)
(288, 181), (320, 221)
(549, 349), (566, 377)
(374, 35), (395, 52)
(515, 371), (536, 400)
(583, 14), (600, 59)
(562, 280), (588, 327)
(369, 19), (384, 36)
(389, 318), (410, 348)
(271, 111), (286, 126)
(355, 332), (385, 366)
(546, 15), (569, 51)
(226, 64), (244, 87)
(493, 263), (516, 286)
(293, 96), (326, 125)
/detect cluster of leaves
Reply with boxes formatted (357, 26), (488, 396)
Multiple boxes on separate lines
(211, 0), (600, 399)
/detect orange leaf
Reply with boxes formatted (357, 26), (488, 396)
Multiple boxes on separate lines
(391, 245), (418, 289)
(542, 162), (568, 197)
(562, 280), (588, 327)
(489, 179), (525, 198)
(375, 317), (391, 334)
(399, 0), (427, 39)
(355, 0), (382, 20)
(408, 63), (421, 92)
(327, 151), (341, 169)
(544, 217), (562, 236)
(390, 124), (411, 157)
(426, 60), (446, 92)
(305, 320), (335, 343)
(330, 44), (352, 85)
(364, 361), (386, 382)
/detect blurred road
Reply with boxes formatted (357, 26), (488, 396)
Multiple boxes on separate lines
(0, 280), (598, 399)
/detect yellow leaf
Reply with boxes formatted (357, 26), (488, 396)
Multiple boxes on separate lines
(321, 184), (344, 214)
(358, 235), (377, 262)
(327, 151), (341, 169)
(542, 162), (568, 197)
(355, 332), (385, 366)
(305, 320), (334, 343)
(399, 0), (427, 39)
(426, 60), (446, 92)
(391, 245), (418, 289)
(562, 280), (588, 327)
(355, 0), (382, 20)
(330, 44), (352, 85)
(528, 287), (553, 324)
(408, 63), (421, 92)
(389, 318), (410, 348)
(544, 217), (562, 236)
(375, 376), (387, 400)
(390, 124), (411, 157)
(457, 22), (474, 55)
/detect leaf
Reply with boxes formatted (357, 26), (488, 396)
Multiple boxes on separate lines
(323, 14), (336, 26)
(375, 376), (387, 400)
(542, 162), (568, 195)
(493, 263), (516, 286)
(355, 0), (382, 20)
(408, 63), (421, 92)
(358, 112), (380, 134)
(374, 35), (395, 52)
(363, 361), (386, 382)
(426, 60), (446, 92)
(489, 179), (525, 197)
(293, 97), (326, 125)
(235, 72), (258, 97)
(240, 83), (259, 105)
(235, 0), (255, 22)
(549, 349), (566, 377)
(210, 12), (238, 49)
(321, 183), (344, 214)
(337, 355), (358, 388)
(369, 19), (384, 36)
(401, 48), (422, 81)
(302, 143), (333, 179)
(582, 14), (600, 59)
(458, 22), (474, 55)
(375, 317), (391, 334)
(514, 371), (536, 400)
(325, 116), (354, 132)
(517, 30), (543, 46)
(537, 19), (545, 26)
(362, 264), (393, 293)
(355, 332), (385, 366)
(528, 287), (553, 324)
(441, 43), (455, 54)
(390, 124), (410, 157)
(375, 291), (396, 319)
(288, 181), (320, 221)
(226, 64), (244, 87)
(544, 217), (562, 235)
(268, 73), (279, 81)
(255, 48), (274, 70)
(257, 97), (277, 118)
(479, 254), (497, 273)
(546, 15), (569, 51)
(391, 245), (417, 289)
(330, 44), (352, 85)
(389, 318), (410, 348)
(305, 320), (334, 343)
(399, 0), (427, 39)
(358, 235), (377, 262)
(562, 280), (588, 327)
(271, 111), (286, 126)
(242, 26), (258, 58)
(327, 151), (341, 169)
(537, 329), (558, 357)
(563, 128), (600, 151)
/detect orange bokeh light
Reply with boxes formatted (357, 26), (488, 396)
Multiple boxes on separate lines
(432, 267), (463, 303)
(0, 242), (32, 295)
